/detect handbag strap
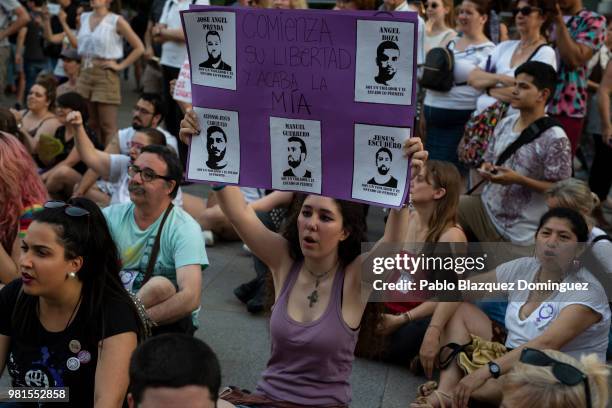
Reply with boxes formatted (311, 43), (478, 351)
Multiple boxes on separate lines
(142, 203), (174, 285)
(467, 116), (560, 195)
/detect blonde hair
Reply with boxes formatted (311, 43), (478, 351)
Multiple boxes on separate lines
(442, 0), (455, 29)
(503, 350), (610, 408)
(546, 179), (600, 226)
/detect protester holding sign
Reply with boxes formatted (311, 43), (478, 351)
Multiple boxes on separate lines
(180, 109), (427, 406)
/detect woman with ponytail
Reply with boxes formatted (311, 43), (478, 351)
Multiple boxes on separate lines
(0, 198), (144, 407)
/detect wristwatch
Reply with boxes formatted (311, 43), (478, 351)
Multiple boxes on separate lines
(488, 361), (501, 378)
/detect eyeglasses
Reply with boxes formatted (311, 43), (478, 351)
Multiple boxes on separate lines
(424, 2), (439, 9)
(133, 106), (155, 116)
(519, 348), (591, 408)
(44, 200), (90, 217)
(512, 6), (542, 17)
(127, 164), (173, 183)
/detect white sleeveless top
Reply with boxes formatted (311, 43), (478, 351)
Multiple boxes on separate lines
(77, 12), (123, 60)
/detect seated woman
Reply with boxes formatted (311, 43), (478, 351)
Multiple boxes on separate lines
(13, 74), (62, 152)
(412, 208), (610, 408)
(38, 92), (101, 199)
(0, 198), (144, 407)
(379, 160), (466, 368)
(179, 109), (427, 407)
(503, 348), (609, 408)
(0, 132), (47, 285)
(546, 178), (612, 360)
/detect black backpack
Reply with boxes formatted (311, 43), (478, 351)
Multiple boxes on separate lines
(420, 44), (454, 92)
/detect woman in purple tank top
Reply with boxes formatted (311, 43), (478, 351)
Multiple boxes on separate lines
(179, 110), (428, 407)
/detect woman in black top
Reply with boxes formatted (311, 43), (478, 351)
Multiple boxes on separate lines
(0, 197), (144, 407)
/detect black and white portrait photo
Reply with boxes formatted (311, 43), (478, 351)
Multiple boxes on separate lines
(352, 123), (410, 207)
(199, 31), (232, 71)
(187, 107), (240, 184)
(374, 41), (400, 86)
(271, 117), (321, 194)
(354, 19), (415, 105)
(205, 125), (228, 170)
(367, 147), (398, 188)
(283, 137), (312, 178)
(184, 11), (236, 90)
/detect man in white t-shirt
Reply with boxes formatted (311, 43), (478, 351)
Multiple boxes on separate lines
(153, 0), (209, 167)
(74, 93), (178, 198)
(0, 0), (29, 100)
(459, 61), (572, 247)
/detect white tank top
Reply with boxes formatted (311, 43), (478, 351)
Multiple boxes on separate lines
(77, 12), (123, 60)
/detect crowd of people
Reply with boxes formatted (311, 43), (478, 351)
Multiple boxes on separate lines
(0, 0), (611, 407)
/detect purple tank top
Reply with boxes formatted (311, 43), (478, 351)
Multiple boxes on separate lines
(256, 260), (359, 406)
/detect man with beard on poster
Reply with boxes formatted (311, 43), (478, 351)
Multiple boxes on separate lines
(368, 147), (398, 188)
(199, 31), (232, 71)
(283, 136), (312, 178)
(205, 126), (228, 170)
(374, 40), (400, 86)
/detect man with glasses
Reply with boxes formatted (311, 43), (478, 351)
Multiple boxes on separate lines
(73, 93), (178, 198)
(70, 110), (185, 207)
(101, 142), (207, 336)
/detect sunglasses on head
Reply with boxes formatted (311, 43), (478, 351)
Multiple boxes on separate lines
(512, 6), (542, 17)
(519, 348), (591, 408)
(44, 200), (90, 217)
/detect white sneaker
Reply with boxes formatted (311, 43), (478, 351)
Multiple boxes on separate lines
(202, 230), (215, 246)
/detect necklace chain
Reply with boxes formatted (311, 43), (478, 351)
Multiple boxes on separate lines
(305, 262), (338, 308)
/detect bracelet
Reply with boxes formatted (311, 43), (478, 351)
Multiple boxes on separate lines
(211, 185), (226, 191)
(403, 310), (413, 323)
(427, 324), (442, 335)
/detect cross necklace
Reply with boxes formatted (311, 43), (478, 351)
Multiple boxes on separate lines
(305, 261), (338, 308)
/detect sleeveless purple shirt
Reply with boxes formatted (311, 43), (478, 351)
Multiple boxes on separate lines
(256, 261), (359, 406)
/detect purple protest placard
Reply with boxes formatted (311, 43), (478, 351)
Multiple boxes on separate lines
(182, 7), (418, 207)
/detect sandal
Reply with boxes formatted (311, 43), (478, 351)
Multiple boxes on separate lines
(410, 390), (452, 408)
(417, 381), (438, 397)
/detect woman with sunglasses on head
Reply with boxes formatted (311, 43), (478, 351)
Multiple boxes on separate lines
(503, 348), (609, 408)
(423, 0), (456, 54)
(411, 207), (610, 408)
(468, 0), (557, 117)
(0, 197), (144, 407)
(37, 92), (102, 200)
(180, 109), (428, 407)
(0, 132), (48, 286)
